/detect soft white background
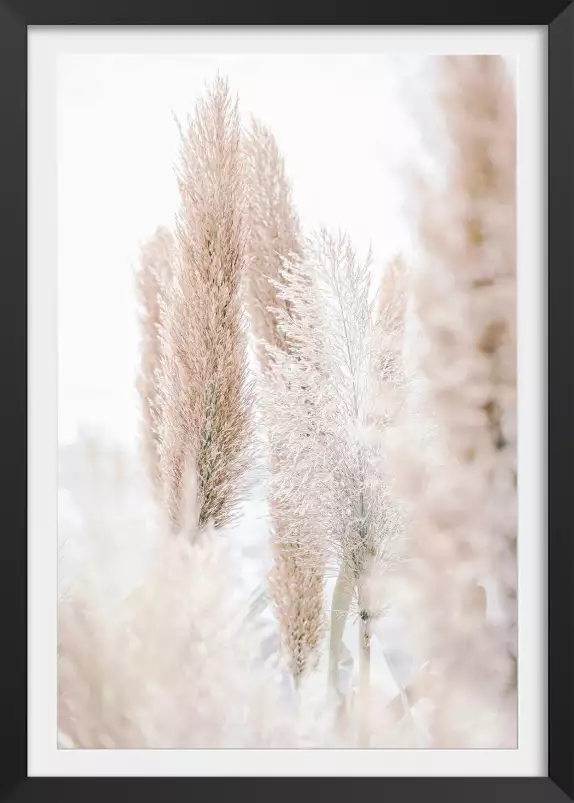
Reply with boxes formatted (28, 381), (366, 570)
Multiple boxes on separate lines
(30, 27), (545, 776)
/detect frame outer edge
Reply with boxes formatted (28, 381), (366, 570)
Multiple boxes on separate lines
(0, 1), (28, 801)
(549, 1), (574, 801)
(7, 3), (571, 802)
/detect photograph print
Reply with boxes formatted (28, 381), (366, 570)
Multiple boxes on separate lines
(57, 51), (517, 750)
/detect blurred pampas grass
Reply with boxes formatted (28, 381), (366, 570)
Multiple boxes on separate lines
(386, 54), (517, 748)
(58, 448), (339, 748)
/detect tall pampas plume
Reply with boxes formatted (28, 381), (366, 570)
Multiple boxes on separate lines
(136, 226), (174, 490)
(244, 120), (326, 683)
(373, 254), (409, 427)
(378, 255), (407, 365)
(267, 540), (325, 684)
(243, 118), (302, 366)
(263, 230), (403, 729)
(156, 76), (254, 530)
(388, 55), (517, 747)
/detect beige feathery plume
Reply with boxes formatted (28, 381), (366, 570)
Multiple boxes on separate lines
(156, 76), (253, 531)
(268, 541), (325, 682)
(373, 254), (408, 428)
(243, 118), (302, 366)
(378, 255), (407, 352)
(57, 449), (342, 749)
(136, 227), (174, 490)
(389, 55), (517, 747)
(244, 120), (325, 682)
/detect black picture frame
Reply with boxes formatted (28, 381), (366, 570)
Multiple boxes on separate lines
(3, 3), (571, 801)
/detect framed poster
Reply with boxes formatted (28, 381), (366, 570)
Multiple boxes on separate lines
(6, 5), (572, 802)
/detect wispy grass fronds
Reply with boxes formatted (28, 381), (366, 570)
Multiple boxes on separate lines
(243, 117), (303, 368)
(263, 230), (405, 711)
(377, 255), (408, 385)
(58, 455), (341, 748)
(244, 120), (326, 682)
(156, 76), (254, 530)
(136, 226), (174, 491)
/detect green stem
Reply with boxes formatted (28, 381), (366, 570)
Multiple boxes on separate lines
(358, 610), (371, 747)
(359, 613), (371, 691)
(328, 562), (354, 691)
